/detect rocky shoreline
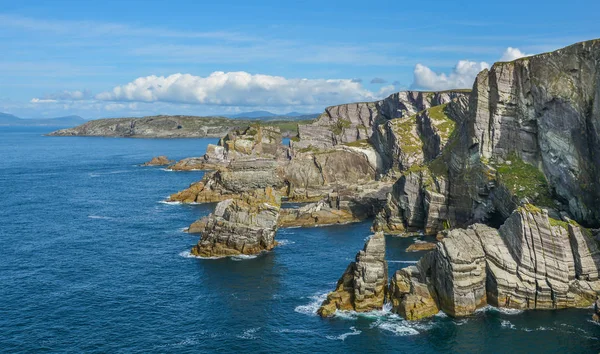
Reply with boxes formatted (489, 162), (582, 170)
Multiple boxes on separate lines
(138, 39), (600, 321)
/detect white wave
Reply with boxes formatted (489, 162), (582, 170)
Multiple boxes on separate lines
(326, 327), (361, 341)
(273, 328), (315, 334)
(500, 320), (516, 329)
(178, 251), (224, 260)
(159, 200), (181, 205)
(434, 311), (448, 318)
(376, 321), (420, 336)
(87, 215), (113, 220)
(88, 170), (130, 178)
(475, 305), (524, 315)
(231, 254), (258, 261)
(294, 292), (329, 316)
(277, 239), (295, 246)
(387, 260), (418, 264)
(237, 327), (261, 340)
(178, 227), (189, 233)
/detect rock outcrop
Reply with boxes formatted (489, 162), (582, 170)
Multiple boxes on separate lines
(318, 232), (388, 317)
(293, 90), (469, 150)
(190, 187), (281, 257)
(391, 206), (600, 319)
(169, 125), (285, 171)
(142, 156), (173, 166)
(278, 182), (391, 228)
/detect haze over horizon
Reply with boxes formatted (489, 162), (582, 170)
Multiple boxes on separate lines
(1, 0), (598, 119)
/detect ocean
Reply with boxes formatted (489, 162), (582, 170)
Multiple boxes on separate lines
(1, 126), (599, 353)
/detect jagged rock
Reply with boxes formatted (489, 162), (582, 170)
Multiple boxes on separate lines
(392, 206), (600, 320)
(389, 259), (439, 320)
(293, 90), (469, 151)
(468, 39), (600, 225)
(318, 232), (388, 317)
(190, 188), (281, 257)
(169, 125), (284, 171)
(142, 156), (174, 166)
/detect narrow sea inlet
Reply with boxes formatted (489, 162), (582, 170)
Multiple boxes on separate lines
(1, 126), (598, 353)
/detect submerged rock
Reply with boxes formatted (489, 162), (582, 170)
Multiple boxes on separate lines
(190, 187), (282, 257)
(318, 232), (388, 317)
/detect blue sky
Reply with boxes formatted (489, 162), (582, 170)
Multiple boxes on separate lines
(1, 0), (599, 118)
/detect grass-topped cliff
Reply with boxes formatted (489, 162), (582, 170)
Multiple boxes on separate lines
(48, 115), (311, 138)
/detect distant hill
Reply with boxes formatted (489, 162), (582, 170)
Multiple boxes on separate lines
(0, 113), (86, 126)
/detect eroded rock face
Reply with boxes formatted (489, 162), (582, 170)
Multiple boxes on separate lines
(278, 183), (391, 228)
(391, 206), (600, 320)
(190, 187), (281, 257)
(389, 256), (439, 320)
(293, 90), (469, 151)
(318, 232), (388, 317)
(169, 125), (284, 171)
(469, 40), (600, 225)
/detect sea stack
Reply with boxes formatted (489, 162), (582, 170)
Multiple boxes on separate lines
(318, 232), (388, 317)
(190, 187), (281, 257)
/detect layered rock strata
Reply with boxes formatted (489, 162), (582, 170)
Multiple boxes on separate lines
(190, 187), (281, 257)
(392, 206), (600, 319)
(318, 232), (388, 317)
(278, 182), (391, 228)
(169, 125), (284, 171)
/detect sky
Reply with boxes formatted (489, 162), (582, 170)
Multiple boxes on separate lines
(1, 0), (599, 119)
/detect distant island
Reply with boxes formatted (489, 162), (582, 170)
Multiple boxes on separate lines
(47, 114), (317, 138)
(0, 113), (86, 127)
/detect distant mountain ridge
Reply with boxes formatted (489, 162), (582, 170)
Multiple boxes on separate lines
(0, 113), (86, 126)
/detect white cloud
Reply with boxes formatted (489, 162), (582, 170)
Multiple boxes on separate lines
(499, 47), (531, 61)
(412, 60), (490, 91)
(94, 71), (388, 106)
(411, 46), (534, 90)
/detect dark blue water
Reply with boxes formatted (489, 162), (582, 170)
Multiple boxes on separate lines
(1, 127), (599, 353)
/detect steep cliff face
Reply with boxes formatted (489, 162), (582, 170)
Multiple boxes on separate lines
(190, 188), (281, 257)
(392, 206), (600, 319)
(318, 232), (388, 317)
(469, 40), (600, 225)
(293, 90), (470, 150)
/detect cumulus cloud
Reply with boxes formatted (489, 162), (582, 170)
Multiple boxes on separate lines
(412, 60), (490, 91)
(370, 77), (387, 84)
(94, 71), (386, 106)
(411, 46), (534, 91)
(499, 47), (531, 62)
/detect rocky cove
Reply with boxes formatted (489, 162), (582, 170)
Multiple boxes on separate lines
(65, 39), (600, 323)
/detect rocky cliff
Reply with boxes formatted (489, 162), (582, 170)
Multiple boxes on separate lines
(318, 232), (388, 317)
(391, 206), (600, 319)
(190, 187), (281, 257)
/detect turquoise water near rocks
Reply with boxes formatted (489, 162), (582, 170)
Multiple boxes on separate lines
(1, 126), (599, 353)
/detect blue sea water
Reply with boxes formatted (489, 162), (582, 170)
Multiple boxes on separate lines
(0, 126), (599, 353)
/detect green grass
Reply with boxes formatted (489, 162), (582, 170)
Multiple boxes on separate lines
(495, 154), (554, 207)
(390, 116), (423, 155)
